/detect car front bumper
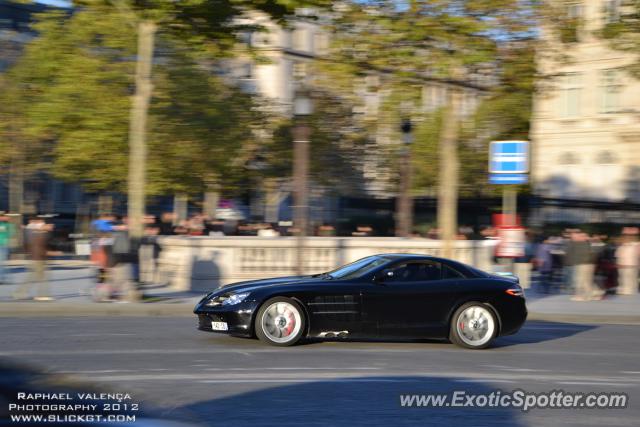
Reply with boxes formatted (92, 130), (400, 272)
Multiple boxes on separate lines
(194, 301), (257, 337)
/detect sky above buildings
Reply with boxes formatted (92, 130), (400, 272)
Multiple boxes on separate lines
(36, 0), (69, 7)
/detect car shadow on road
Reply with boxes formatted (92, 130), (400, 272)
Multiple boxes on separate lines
(177, 375), (527, 427)
(203, 320), (596, 350)
(492, 321), (597, 348)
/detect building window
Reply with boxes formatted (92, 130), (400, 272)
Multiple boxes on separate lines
(559, 152), (579, 165)
(422, 84), (447, 111)
(238, 62), (253, 79)
(561, 2), (583, 43)
(422, 85), (436, 111)
(238, 31), (252, 46)
(292, 61), (307, 81)
(459, 90), (477, 117)
(596, 150), (617, 164)
(291, 27), (307, 51)
(314, 32), (329, 55)
(600, 69), (622, 113)
(559, 73), (582, 118)
(603, 0), (621, 24)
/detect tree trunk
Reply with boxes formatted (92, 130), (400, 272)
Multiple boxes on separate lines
(98, 193), (113, 216)
(264, 178), (284, 224)
(127, 21), (156, 240)
(173, 193), (189, 225)
(396, 144), (413, 237)
(8, 157), (24, 249)
(437, 88), (461, 259)
(203, 189), (220, 219)
(9, 158), (24, 216)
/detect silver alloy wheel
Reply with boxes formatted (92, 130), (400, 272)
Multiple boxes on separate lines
(455, 305), (495, 347)
(260, 301), (302, 344)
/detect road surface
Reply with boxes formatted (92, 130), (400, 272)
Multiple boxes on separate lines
(1, 316), (638, 426)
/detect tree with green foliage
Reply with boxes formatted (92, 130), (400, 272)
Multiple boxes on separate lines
(1, 5), (256, 195)
(598, 0), (640, 77)
(0, 0), (331, 211)
(460, 40), (537, 197)
(313, 0), (537, 242)
(259, 90), (369, 194)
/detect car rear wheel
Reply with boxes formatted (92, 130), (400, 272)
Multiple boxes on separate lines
(255, 297), (306, 346)
(450, 302), (497, 349)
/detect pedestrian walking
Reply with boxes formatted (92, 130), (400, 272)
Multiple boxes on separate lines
(109, 219), (141, 302)
(158, 212), (176, 236)
(91, 213), (115, 234)
(615, 231), (639, 296)
(568, 231), (600, 301)
(13, 217), (53, 301)
(90, 213), (115, 285)
(0, 213), (15, 284)
(91, 233), (116, 302)
(535, 237), (554, 294)
(514, 231), (535, 289)
(561, 229), (576, 293)
(140, 223), (161, 285)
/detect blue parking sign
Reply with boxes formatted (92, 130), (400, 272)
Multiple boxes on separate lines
(489, 141), (529, 174)
(489, 173), (528, 184)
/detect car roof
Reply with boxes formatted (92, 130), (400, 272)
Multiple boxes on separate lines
(375, 253), (487, 277)
(378, 253), (441, 260)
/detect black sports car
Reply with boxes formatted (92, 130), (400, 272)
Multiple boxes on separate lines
(194, 254), (527, 349)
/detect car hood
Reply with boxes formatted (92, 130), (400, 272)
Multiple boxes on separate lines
(210, 275), (324, 296)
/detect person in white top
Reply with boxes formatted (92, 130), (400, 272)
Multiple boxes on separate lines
(615, 233), (640, 296)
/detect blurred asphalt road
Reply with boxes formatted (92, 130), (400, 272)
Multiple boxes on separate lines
(0, 317), (638, 427)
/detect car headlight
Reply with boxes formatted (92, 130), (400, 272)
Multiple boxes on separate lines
(205, 292), (250, 307)
(222, 292), (250, 306)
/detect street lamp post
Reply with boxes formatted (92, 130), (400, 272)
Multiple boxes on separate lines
(396, 119), (413, 237)
(292, 90), (313, 275)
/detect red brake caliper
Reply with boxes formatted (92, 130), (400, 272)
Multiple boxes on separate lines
(284, 311), (295, 336)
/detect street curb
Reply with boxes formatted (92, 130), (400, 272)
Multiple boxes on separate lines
(526, 312), (640, 325)
(0, 303), (639, 325)
(0, 302), (194, 317)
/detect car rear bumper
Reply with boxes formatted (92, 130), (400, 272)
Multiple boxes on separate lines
(495, 298), (528, 336)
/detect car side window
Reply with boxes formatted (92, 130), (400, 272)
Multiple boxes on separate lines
(386, 261), (442, 283)
(443, 265), (465, 279)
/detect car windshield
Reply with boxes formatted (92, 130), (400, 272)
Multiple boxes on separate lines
(326, 256), (389, 280)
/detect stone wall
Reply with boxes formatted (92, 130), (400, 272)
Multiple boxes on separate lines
(153, 237), (496, 292)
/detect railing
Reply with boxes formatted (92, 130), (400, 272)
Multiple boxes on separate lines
(154, 236), (496, 292)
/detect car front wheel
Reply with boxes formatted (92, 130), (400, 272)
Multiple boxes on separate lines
(450, 302), (497, 349)
(255, 297), (306, 346)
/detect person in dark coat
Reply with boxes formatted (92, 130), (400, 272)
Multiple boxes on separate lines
(14, 217), (53, 301)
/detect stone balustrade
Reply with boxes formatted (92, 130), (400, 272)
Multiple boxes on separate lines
(153, 237), (497, 292)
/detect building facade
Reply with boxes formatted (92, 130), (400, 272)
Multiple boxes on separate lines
(228, 10), (329, 113)
(530, 0), (640, 224)
(0, 0), (46, 71)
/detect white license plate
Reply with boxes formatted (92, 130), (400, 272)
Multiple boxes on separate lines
(211, 321), (228, 331)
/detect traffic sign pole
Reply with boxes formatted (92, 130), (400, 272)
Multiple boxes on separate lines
(501, 187), (517, 272)
(489, 140), (529, 273)
(502, 187), (517, 227)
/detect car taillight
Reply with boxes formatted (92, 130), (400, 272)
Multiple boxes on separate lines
(506, 286), (524, 297)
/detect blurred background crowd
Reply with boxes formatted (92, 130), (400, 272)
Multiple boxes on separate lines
(1, 211), (638, 303)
